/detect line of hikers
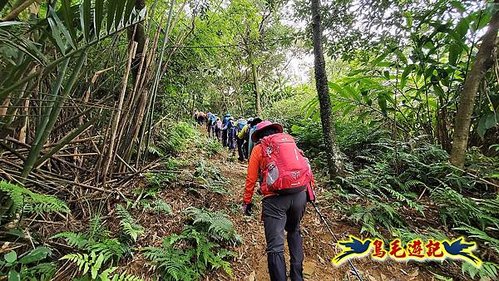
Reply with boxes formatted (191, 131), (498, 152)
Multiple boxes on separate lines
(193, 111), (262, 162)
(197, 110), (317, 281)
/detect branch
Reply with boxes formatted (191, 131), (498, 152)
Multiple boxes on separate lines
(1, 0), (38, 21)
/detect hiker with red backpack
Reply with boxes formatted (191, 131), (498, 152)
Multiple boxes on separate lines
(242, 120), (315, 281)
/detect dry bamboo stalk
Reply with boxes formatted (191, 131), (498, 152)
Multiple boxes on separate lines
(0, 97), (9, 116)
(131, 25), (162, 166)
(1, 0), (38, 21)
(96, 108), (115, 185)
(102, 42), (138, 181)
(119, 38), (151, 164)
(117, 38), (150, 166)
(18, 98), (29, 143)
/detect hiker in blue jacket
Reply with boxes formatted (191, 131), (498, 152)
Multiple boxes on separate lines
(221, 113), (231, 147)
(208, 113), (217, 138)
(206, 112), (213, 132)
(235, 117), (248, 161)
(227, 117), (237, 150)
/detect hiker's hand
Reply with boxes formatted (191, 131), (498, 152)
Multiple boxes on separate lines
(242, 203), (253, 216)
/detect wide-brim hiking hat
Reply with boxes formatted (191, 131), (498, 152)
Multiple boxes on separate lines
(252, 120), (283, 142)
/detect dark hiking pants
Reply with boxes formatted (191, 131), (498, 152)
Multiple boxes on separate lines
(263, 191), (307, 281)
(237, 138), (245, 160)
(222, 129), (228, 147)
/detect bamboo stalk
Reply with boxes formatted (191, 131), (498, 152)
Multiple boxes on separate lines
(1, 0), (37, 21)
(20, 58), (71, 182)
(34, 114), (98, 167)
(142, 0), (176, 164)
(102, 42), (138, 180)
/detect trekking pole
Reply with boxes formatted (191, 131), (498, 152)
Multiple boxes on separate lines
(311, 201), (364, 281)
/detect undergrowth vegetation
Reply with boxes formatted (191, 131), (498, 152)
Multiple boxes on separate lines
(143, 207), (239, 280)
(289, 117), (499, 280)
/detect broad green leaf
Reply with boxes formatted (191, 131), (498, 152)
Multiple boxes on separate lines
(377, 93), (388, 116)
(403, 11), (412, 29)
(471, 11), (492, 32)
(433, 84), (444, 98)
(371, 49), (393, 66)
(91, 253), (105, 279)
(344, 85), (360, 102)
(60, 0), (76, 43)
(395, 49), (407, 64)
(107, 0), (117, 33)
(451, 0), (466, 12)
(48, 7), (76, 50)
(114, 0), (128, 29)
(485, 112), (499, 129)
(81, 0), (92, 42)
(4, 251), (17, 263)
(8, 270), (20, 281)
(124, 0), (136, 25)
(329, 82), (348, 98)
(448, 43), (461, 66)
(383, 70), (390, 79)
(95, 0), (105, 37)
(477, 111), (499, 138)
(47, 8), (67, 54)
(19, 247), (51, 264)
(400, 64), (414, 89)
(455, 17), (470, 39)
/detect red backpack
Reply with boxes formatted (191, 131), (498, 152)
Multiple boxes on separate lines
(260, 133), (313, 194)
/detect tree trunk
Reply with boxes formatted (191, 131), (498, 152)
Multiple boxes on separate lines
(450, 6), (499, 168)
(248, 48), (262, 116)
(311, 0), (343, 178)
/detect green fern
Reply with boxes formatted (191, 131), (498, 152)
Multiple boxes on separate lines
(143, 236), (200, 281)
(157, 121), (199, 155)
(184, 207), (241, 244)
(51, 232), (89, 249)
(461, 261), (499, 280)
(61, 253), (142, 281)
(147, 145), (164, 157)
(89, 214), (111, 240)
(88, 239), (128, 262)
(115, 205), (144, 242)
(143, 199), (172, 215)
(431, 187), (498, 229)
(143, 228), (234, 280)
(0, 181), (69, 225)
(453, 225), (499, 254)
(99, 267), (143, 281)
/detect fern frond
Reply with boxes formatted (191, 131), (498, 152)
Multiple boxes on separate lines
(0, 181), (70, 216)
(151, 199), (172, 215)
(116, 204), (144, 242)
(51, 232), (89, 249)
(184, 207), (240, 243)
(454, 225), (499, 254)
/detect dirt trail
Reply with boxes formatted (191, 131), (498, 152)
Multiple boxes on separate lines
(210, 149), (437, 281)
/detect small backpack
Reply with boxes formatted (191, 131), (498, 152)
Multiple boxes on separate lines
(260, 133), (313, 194)
(237, 120), (247, 131)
